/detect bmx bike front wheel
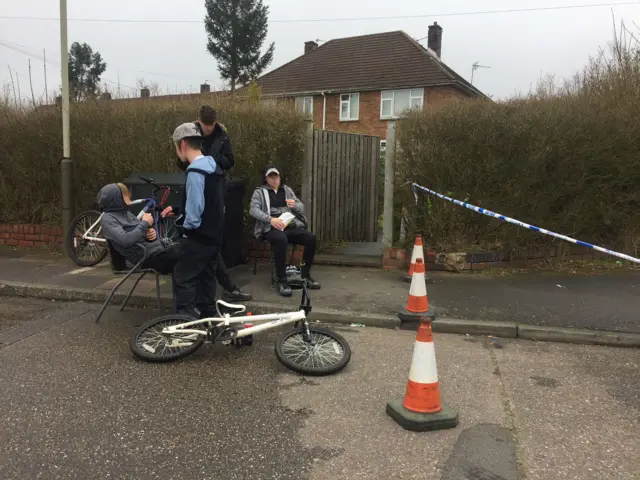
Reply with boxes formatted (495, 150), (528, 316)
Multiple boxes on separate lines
(131, 315), (205, 363)
(275, 326), (351, 376)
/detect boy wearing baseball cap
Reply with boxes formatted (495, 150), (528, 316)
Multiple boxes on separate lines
(169, 122), (225, 316)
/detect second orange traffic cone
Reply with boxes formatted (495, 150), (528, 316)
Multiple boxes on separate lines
(398, 258), (434, 323)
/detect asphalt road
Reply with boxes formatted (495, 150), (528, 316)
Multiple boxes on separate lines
(0, 298), (638, 479)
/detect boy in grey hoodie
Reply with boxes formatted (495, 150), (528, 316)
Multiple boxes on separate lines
(97, 183), (180, 273)
(250, 164), (320, 297)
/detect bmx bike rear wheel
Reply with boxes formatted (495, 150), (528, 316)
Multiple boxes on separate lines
(275, 326), (351, 376)
(131, 315), (205, 363)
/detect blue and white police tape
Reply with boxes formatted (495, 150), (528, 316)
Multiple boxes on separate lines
(410, 182), (640, 265)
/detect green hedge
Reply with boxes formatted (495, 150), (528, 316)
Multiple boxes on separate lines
(0, 97), (305, 224)
(396, 47), (640, 257)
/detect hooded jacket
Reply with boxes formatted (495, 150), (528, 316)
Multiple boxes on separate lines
(249, 165), (305, 238)
(97, 184), (166, 263)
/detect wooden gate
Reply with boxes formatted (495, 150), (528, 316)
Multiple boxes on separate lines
(309, 130), (381, 242)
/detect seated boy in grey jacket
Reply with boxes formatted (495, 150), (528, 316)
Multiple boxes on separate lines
(249, 164), (320, 297)
(97, 183), (180, 274)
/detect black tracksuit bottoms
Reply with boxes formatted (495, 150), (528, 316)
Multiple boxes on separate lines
(173, 237), (219, 314)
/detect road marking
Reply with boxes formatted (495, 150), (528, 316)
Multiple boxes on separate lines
(67, 266), (96, 275)
(65, 261), (108, 275)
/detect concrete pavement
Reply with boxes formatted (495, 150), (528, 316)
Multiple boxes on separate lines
(1, 249), (640, 337)
(0, 298), (638, 479)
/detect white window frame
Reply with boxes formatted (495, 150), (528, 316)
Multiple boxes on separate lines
(339, 93), (360, 121)
(295, 96), (314, 116)
(380, 88), (424, 119)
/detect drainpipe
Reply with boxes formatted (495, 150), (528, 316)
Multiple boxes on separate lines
(321, 91), (327, 130)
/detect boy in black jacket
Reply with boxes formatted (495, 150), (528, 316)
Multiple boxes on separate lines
(196, 105), (251, 302)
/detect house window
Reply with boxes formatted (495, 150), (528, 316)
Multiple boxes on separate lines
(380, 89), (424, 119)
(295, 96), (313, 116)
(340, 93), (359, 121)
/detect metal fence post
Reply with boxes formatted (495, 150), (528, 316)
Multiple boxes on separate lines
(383, 121), (396, 248)
(301, 119), (314, 231)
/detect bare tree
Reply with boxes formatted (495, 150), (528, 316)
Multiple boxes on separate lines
(136, 77), (161, 96)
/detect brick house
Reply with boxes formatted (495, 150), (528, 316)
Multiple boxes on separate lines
(250, 23), (486, 140)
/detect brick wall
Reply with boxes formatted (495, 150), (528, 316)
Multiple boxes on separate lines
(247, 240), (305, 265)
(0, 224), (63, 248)
(309, 85), (465, 139)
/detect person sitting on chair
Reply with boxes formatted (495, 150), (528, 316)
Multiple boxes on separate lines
(97, 183), (180, 274)
(249, 164), (321, 297)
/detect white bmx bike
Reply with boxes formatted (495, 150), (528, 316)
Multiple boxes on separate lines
(130, 284), (352, 376)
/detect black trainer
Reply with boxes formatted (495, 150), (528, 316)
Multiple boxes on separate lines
(223, 288), (252, 302)
(301, 266), (321, 290)
(277, 278), (292, 297)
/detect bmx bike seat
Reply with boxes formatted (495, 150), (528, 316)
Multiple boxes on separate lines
(216, 300), (247, 317)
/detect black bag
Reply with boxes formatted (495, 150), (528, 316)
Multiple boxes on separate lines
(293, 212), (309, 230)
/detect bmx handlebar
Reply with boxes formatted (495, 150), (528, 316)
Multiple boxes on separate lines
(138, 176), (179, 195)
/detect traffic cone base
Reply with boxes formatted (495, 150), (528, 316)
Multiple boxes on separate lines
(386, 398), (458, 432)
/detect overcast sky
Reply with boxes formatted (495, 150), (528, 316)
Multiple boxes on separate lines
(1, 0), (639, 102)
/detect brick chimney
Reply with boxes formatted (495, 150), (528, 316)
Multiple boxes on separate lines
(140, 87), (150, 98)
(304, 41), (318, 54)
(427, 22), (443, 58)
(200, 83), (210, 94)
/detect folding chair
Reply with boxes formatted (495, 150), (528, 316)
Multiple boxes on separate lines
(95, 242), (163, 323)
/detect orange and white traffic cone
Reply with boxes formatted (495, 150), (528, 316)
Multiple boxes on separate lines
(404, 235), (424, 282)
(398, 258), (435, 323)
(404, 320), (441, 414)
(386, 317), (459, 431)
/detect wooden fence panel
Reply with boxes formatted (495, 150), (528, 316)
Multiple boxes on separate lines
(310, 130), (380, 242)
